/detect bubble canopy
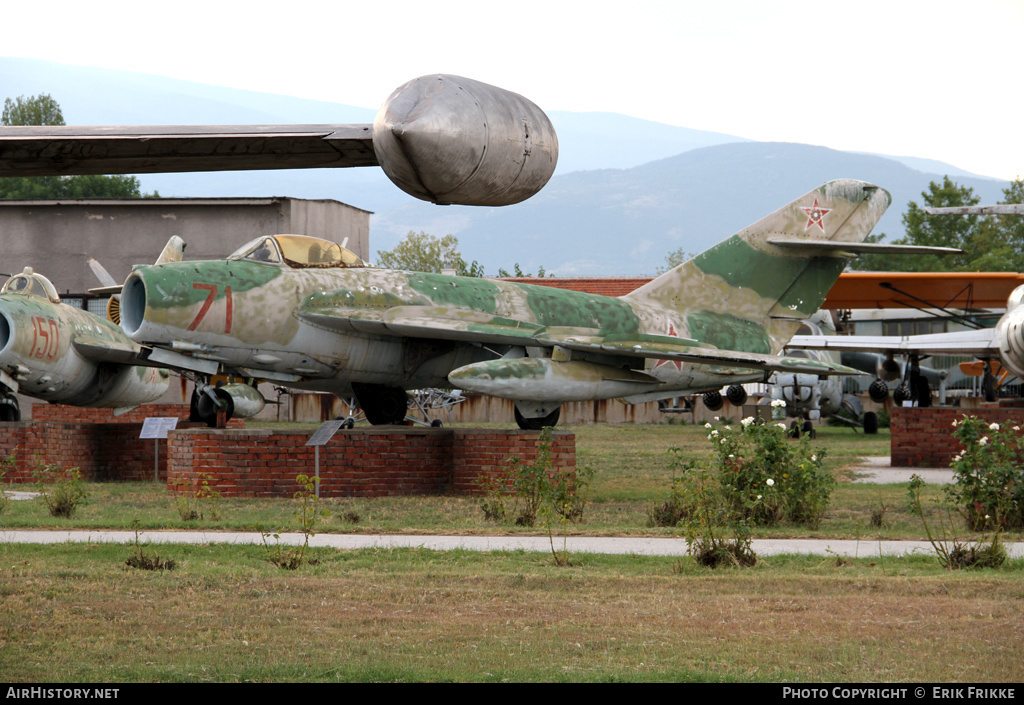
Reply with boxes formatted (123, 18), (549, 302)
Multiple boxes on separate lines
(1, 268), (60, 303)
(227, 235), (368, 269)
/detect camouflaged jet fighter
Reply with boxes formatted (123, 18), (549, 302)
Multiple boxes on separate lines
(112, 179), (948, 429)
(0, 267), (170, 420)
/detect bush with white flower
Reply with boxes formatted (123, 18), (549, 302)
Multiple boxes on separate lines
(663, 417), (834, 530)
(946, 415), (1024, 531)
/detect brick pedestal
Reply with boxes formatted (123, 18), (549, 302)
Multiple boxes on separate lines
(0, 404), (239, 483)
(167, 427), (575, 498)
(891, 404), (1024, 467)
(0, 404), (576, 497)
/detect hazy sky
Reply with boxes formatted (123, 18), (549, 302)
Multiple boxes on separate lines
(4, 0), (1022, 180)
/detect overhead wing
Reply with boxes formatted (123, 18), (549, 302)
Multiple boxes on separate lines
(0, 75), (557, 208)
(789, 328), (999, 358)
(823, 271), (1024, 310)
(0, 124), (376, 176)
(299, 306), (864, 376)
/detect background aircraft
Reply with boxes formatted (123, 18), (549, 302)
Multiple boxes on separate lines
(790, 285), (1024, 404)
(0, 74), (557, 209)
(699, 311), (947, 437)
(0, 267), (170, 420)
(101, 180), (945, 429)
(791, 201), (1024, 404)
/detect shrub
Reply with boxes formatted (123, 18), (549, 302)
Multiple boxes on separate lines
(481, 428), (593, 565)
(480, 428), (592, 528)
(125, 519), (176, 571)
(701, 414), (835, 528)
(170, 473), (221, 522)
(668, 453), (758, 569)
(34, 462), (87, 518)
(0, 455), (12, 515)
(907, 473), (1006, 570)
(946, 416), (1024, 530)
(255, 474), (330, 570)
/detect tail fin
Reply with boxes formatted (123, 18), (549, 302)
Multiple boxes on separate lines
(87, 236), (186, 326)
(154, 236), (185, 265)
(623, 179), (890, 354)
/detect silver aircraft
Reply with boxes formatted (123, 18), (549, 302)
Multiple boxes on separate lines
(0, 74), (558, 209)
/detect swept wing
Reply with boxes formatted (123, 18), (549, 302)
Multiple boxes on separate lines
(789, 328), (998, 359)
(299, 306), (863, 377)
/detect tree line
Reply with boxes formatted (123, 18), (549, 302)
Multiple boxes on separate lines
(1, 94), (156, 199)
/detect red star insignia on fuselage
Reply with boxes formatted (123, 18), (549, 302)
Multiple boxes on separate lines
(654, 322), (683, 371)
(801, 197), (831, 233)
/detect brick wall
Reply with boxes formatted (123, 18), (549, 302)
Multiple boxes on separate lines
(0, 421), (166, 482)
(891, 404), (1024, 467)
(0, 404), (242, 483)
(30, 403), (244, 427)
(167, 427), (576, 498)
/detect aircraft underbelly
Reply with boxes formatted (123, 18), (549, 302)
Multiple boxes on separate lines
(207, 324), (486, 392)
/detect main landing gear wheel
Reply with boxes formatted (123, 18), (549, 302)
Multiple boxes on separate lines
(190, 387), (234, 428)
(868, 380), (889, 403)
(982, 372), (997, 403)
(352, 383), (409, 425)
(914, 376), (932, 408)
(514, 406), (561, 430)
(862, 411), (878, 435)
(893, 384), (911, 406)
(0, 394), (20, 422)
(702, 390), (724, 412)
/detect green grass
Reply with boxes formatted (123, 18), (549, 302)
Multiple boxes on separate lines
(4, 421), (1023, 683)
(0, 423), (989, 541)
(1, 542), (1022, 682)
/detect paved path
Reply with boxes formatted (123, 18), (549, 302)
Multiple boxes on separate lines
(2, 530), (1021, 559)
(848, 456), (954, 484)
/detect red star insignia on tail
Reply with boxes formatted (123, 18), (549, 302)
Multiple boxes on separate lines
(654, 322), (683, 371)
(801, 197), (831, 233)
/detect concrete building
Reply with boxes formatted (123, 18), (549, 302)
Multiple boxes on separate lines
(0, 197), (371, 309)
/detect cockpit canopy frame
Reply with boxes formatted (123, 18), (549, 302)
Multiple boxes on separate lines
(1, 267), (61, 303)
(227, 234), (369, 269)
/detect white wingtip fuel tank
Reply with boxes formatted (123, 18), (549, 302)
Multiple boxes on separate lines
(373, 75), (558, 206)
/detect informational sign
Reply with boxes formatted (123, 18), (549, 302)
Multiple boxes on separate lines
(140, 417), (179, 439)
(305, 419), (345, 447)
(140, 417), (180, 482)
(305, 419), (347, 498)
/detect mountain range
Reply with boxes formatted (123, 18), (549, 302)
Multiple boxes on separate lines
(1, 57), (1011, 275)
